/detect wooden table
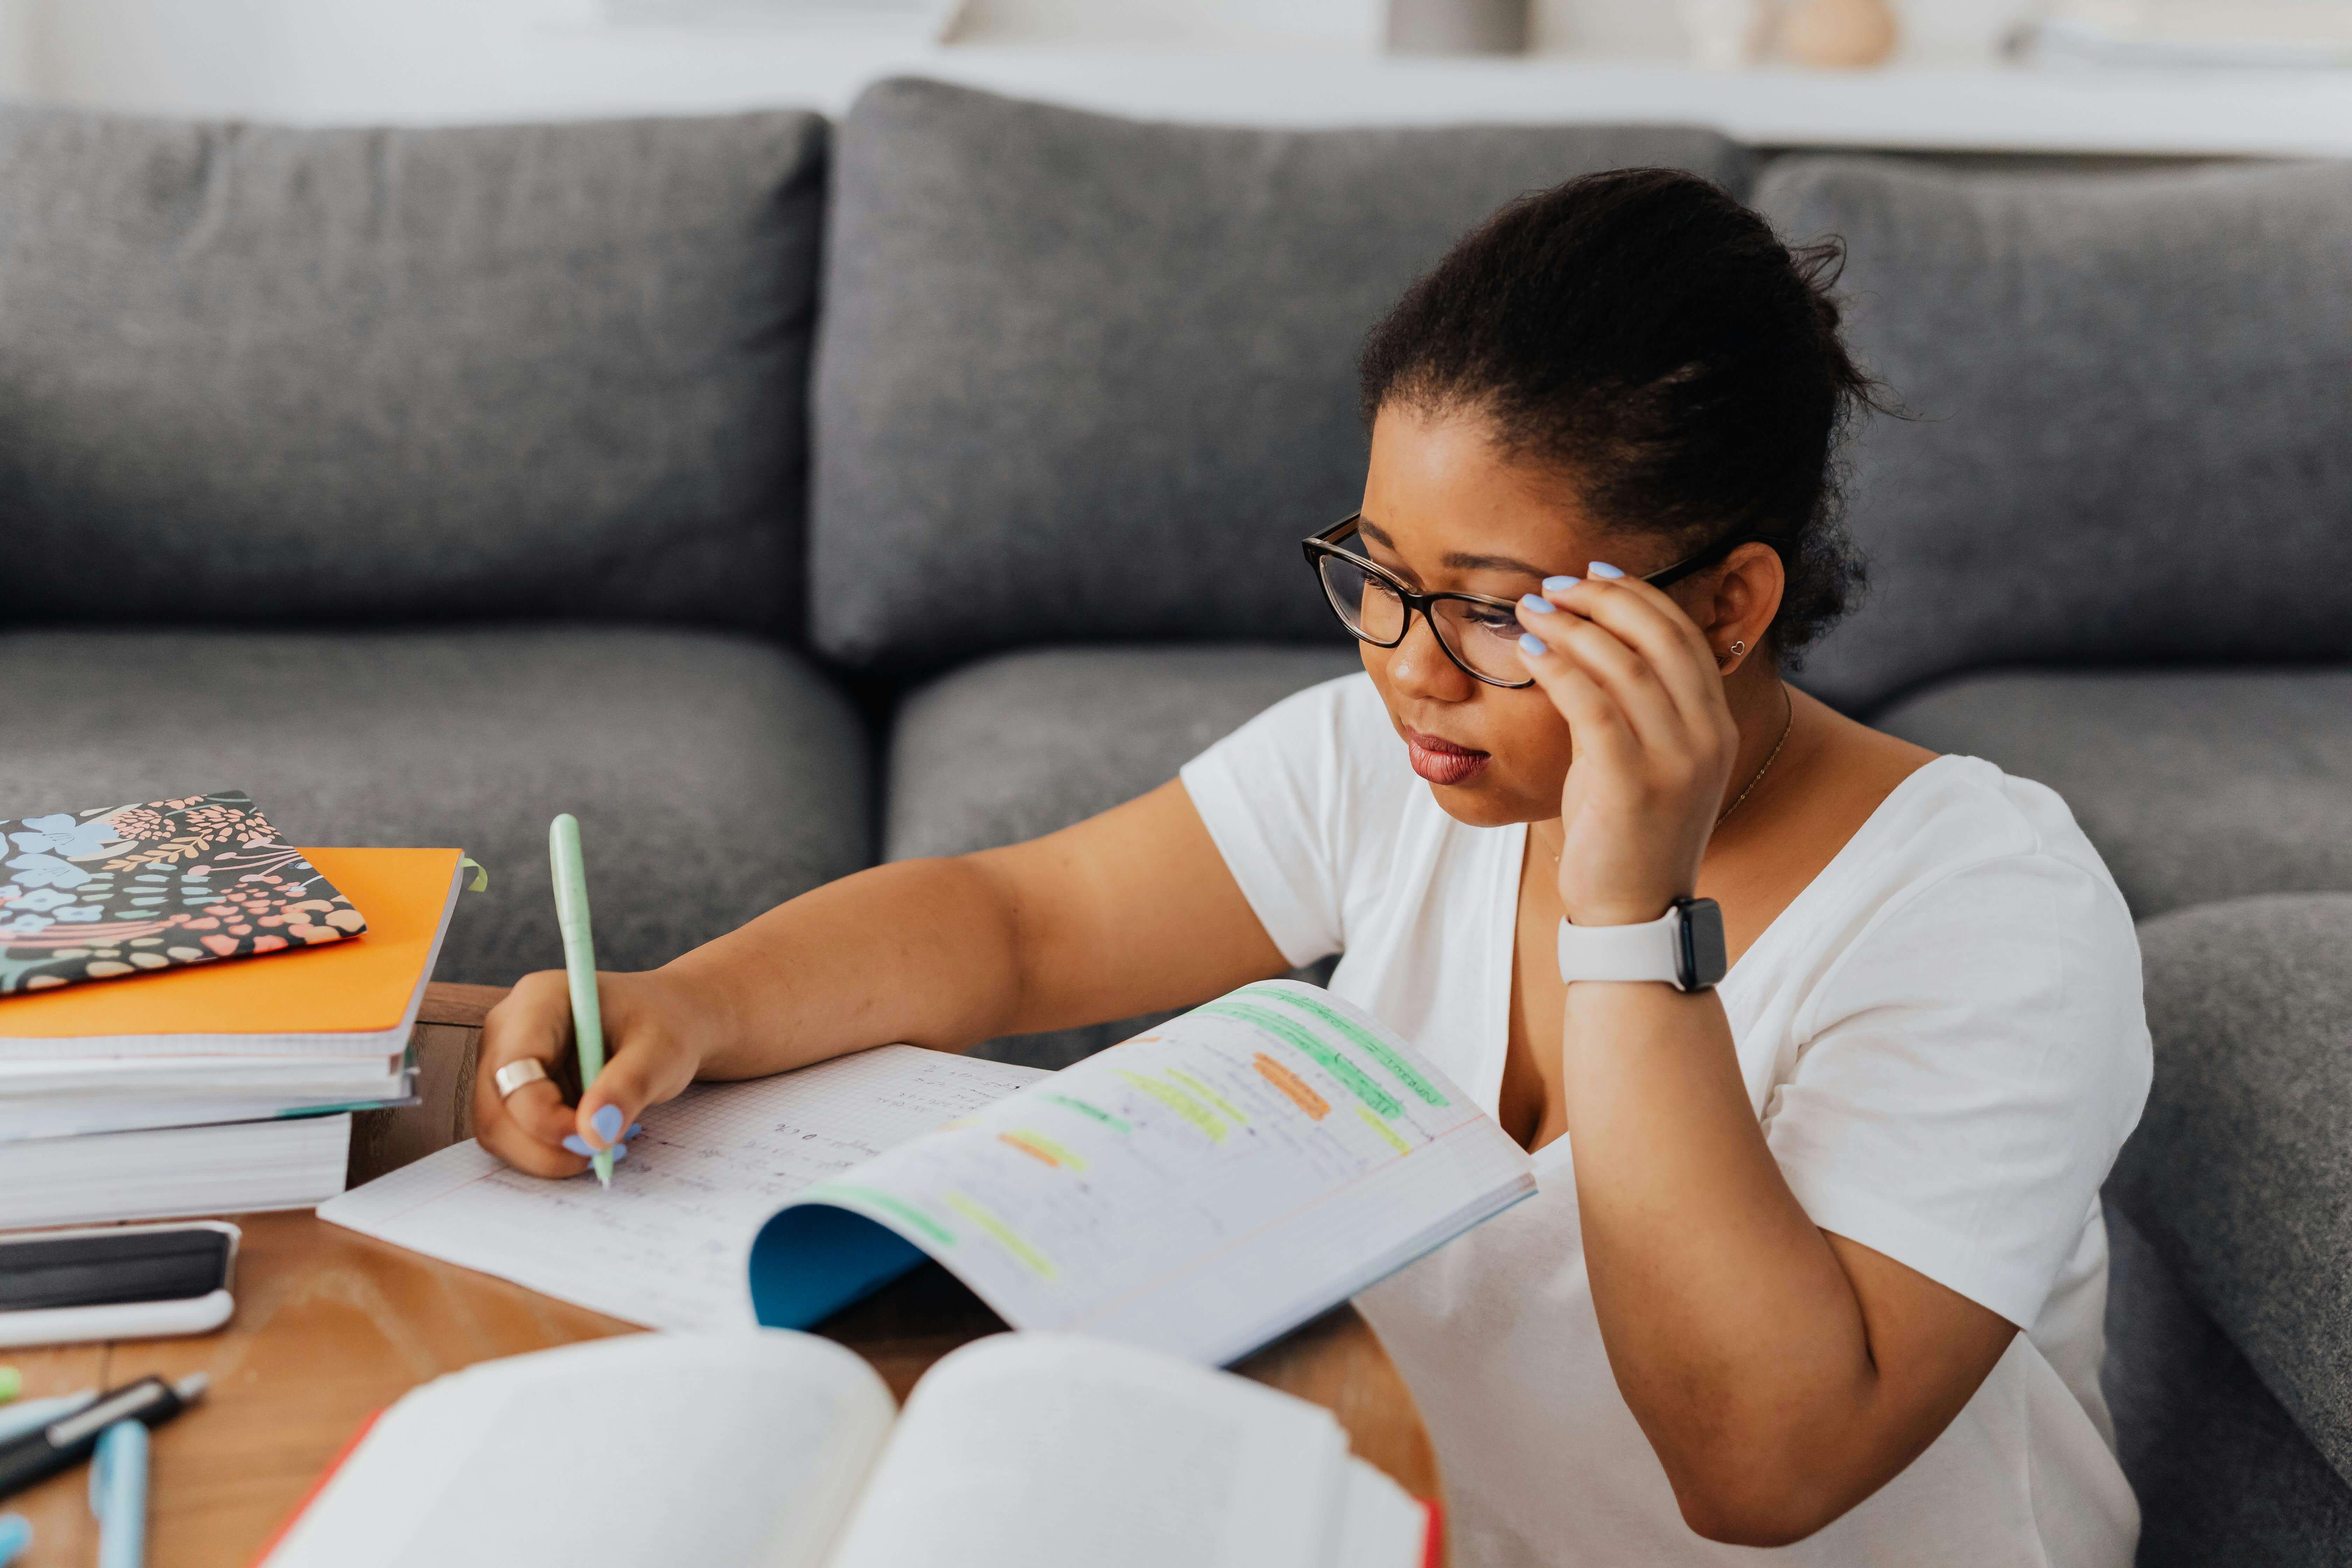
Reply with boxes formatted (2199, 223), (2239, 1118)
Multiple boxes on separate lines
(7, 984), (1442, 1567)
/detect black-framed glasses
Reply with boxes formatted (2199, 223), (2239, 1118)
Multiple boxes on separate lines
(1300, 514), (1783, 690)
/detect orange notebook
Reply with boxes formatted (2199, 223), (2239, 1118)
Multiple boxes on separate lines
(0, 847), (464, 1059)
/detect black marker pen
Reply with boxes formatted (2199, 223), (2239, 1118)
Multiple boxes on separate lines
(0, 1372), (208, 1501)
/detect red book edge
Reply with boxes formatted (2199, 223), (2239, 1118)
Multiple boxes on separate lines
(1420, 1495), (1446, 1568)
(248, 1406), (386, 1567)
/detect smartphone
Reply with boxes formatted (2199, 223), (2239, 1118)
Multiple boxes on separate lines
(0, 1221), (239, 1348)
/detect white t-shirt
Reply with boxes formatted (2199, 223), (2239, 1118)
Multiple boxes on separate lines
(1179, 673), (2152, 1568)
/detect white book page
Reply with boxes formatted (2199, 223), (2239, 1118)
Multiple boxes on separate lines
(262, 1333), (896, 1568)
(1328, 1458), (1430, 1568)
(320, 1046), (1044, 1330)
(828, 1334), (1348, 1568)
(771, 982), (1534, 1362)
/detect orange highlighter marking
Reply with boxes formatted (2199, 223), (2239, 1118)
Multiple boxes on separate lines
(1253, 1052), (1330, 1120)
(999, 1130), (1083, 1169)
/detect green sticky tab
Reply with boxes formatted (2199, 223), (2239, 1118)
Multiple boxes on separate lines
(0, 1367), (19, 1405)
(458, 856), (489, 893)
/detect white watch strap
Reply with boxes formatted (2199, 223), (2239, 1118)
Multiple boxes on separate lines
(1556, 909), (1683, 985)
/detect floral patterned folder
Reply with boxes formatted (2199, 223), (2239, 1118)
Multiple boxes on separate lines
(0, 790), (367, 995)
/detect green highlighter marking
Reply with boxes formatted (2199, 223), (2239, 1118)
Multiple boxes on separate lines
(806, 1182), (958, 1248)
(1244, 986), (1451, 1107)
(1042, 1092), (1132, 1133)
(1199, 1001), (1404, 1118)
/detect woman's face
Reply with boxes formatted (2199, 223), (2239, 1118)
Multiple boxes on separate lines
(1354, 401), (1683, 829)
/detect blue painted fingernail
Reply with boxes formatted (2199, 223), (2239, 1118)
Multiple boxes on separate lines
(1519, 632), (1548, 655)
(609, 1143), (628, 1162)
(1588, 562), (1625, 579)
(591, 1104), (624, 1142)
(626, 1122), (643, 1140)
(562, 1134), (593, 1156)
(1518, 594), (1555, 615)
(1542, 575), (1580, 592)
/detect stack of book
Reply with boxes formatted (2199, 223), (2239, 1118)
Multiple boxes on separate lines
(0, 793), (464, 1230)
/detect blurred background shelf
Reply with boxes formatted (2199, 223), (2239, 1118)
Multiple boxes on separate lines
(1, 0), (2346, 155)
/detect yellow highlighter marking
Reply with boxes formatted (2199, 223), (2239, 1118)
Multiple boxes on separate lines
(1354, 1102), (1412, 1156)
(944, 1192), (1056, 1277)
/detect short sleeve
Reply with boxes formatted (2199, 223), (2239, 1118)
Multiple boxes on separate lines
(1178, 674), (1388, 969)
(1764, 853), (2154, 1328)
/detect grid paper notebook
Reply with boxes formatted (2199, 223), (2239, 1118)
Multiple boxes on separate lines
(321, 1047), (1049, 1331)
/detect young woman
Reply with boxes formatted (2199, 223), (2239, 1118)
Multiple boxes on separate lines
(472, 170), (2150, 1565)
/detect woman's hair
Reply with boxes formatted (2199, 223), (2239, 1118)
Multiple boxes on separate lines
(1358, 167), (1878, 663)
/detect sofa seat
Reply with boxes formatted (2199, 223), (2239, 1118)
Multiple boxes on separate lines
(1874, 669), (2352, 918)
(886, 643), (1360, 1065)
(2105, 893), (2352, 1564)
(0, 628), (868, 983)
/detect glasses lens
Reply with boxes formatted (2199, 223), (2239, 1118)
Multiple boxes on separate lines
(1317, 552), (1408, 645)
(1432, 597), (1532, 684)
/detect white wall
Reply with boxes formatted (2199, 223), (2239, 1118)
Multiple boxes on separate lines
(6, 0), (2040, 126)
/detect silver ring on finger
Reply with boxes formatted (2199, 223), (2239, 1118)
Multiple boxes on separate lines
(494, 1059), (552, 1100)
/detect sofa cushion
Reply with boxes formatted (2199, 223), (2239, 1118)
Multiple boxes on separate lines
(2108, 893), (2352, 1491)
(2105, 1201), (2352, 1566)
(813, 77), (1754, 672)
(887, 644), (1360, 1066)
(0, 629), (868, 981)
(0, 108), (826, 632)
(1875, 669), (2352, 918)
(1754, 156), (2352, 713)
(885, 643), (1364, 861)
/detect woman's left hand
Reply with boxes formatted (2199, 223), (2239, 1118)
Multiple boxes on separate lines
(1513, 566), (1738, 927)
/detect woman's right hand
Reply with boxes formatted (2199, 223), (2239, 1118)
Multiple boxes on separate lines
(471, 967), (719, 1178)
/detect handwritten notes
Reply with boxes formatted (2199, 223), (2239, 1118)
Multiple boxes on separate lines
(321, 1046), (1045, 1331)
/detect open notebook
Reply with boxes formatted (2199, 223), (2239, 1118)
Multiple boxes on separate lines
(258, 1332), (1436, 1568)
(324, 980), (1534, 1366)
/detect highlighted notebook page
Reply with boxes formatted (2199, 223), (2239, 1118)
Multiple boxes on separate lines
(774, 981), (1534, 1364)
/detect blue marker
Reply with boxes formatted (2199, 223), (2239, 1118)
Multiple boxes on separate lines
(91, 1419), (147, 1568)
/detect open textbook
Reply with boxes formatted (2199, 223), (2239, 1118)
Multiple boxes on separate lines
(259, 1332), (1437, 1568)
(323, 980), (1535, 1365)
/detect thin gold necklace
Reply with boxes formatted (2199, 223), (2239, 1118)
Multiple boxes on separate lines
(1714, 686), (1797, 829)
(1537, 686), (1796, 864)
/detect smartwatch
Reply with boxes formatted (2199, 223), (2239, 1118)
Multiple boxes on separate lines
(1555, 897), (1727, 993)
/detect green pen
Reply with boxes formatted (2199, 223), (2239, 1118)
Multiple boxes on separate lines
(548, 813), (612, 1188)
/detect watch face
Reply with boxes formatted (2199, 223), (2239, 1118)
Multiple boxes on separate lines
(1678, 898), (1729, 990)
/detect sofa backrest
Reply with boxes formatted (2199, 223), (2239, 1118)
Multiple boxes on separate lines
(0, 107), (826, 632)
(1757, 155), (2352, 714)
(810, 78), (1755, 672)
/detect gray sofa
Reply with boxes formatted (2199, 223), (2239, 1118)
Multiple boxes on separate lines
(4, 76), (2346, 1564)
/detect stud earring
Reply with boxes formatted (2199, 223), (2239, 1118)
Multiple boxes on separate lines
(1719, 638), (1747, 668)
